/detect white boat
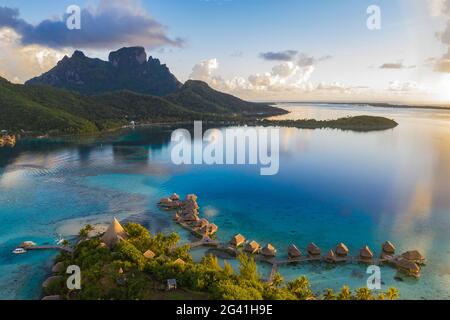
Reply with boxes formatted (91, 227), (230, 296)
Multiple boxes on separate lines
(12, 248), (27, 254)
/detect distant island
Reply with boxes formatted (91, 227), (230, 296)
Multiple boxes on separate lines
(258, 116), (398, 132)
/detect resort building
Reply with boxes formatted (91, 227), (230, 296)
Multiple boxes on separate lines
(401, 250), (425, 264)
(335, 243), (349, 257)
(325, 250), (336, 263)
(143, 249), (156, 259)
(230, 234), (246, 247)
(244, 241), (261, 254)
(261, 244), (277, 257)
(288, 244), (302, 259)
(382, 241), (396, 255)
(101, 218), (129, 248)
(307, 243), (321, 257)
(173, 258), (186, 266)
(395, 258), (421, 278)
(359, 245), (374, 262)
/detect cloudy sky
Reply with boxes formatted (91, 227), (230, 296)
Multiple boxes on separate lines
(1, 0), (450, 104)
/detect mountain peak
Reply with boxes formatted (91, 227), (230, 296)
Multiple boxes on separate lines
(109, 46), (147, 67)
(26, 46), (182, 96)
(72, 50), (86, 59)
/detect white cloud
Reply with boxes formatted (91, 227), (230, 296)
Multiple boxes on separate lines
(388, 80), (423, 92)
(0, 28), (67, 83)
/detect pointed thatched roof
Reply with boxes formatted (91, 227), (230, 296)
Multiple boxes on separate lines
(173, 258), (186, 265)
(335, 243), (349, 257)
(181, 213), (199, 222)
(396, 258), (420, 275)
(143, 249), (156, 259)
(307, 243), (321, 256)
(101, 218), (128, 248)
(401, 250), (425, 263)
(170, 193), (180, 201)
(185, 194), (198, 202)
(261, 244), (277, 257)
(195, 218), (209, 228)
(326, 249), (336, 262)
(244, 241), (261, 254)
(382, 241), (396, 254)
(230, 234), (246, 247)
(359, 245), (374, 259)
(288, 244), (302, 258)
(207, 223), (218, 235)
(159, 197), (172, 205)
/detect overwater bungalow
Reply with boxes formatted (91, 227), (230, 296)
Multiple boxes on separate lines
(101, 218), (129, 249)
(401, 250), (425, 264)
(261, 244), (277, 257)
(170, 193), (180, 201)
(230, 234), (246, 247)
(143, 249), (156, 259)
(206, 223), (218, 236)
(244, 241), (261, 254)
(307, 243), (321, 257)
(194, 218), (209, 229)
(395, 258), (421, 278)
(181, 213), (199, 223)
(335, 243), (349, 257)
(185, 194), (198, 202)
(173, 212), (180, 221)
(159, 197), (172, 205)
(325, 250), (336, 263)
(359, 245), (374, 262)
(288, 244), (302, 259)
(382, 241), (396, 255)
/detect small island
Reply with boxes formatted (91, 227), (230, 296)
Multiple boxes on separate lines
(257, 116), (399, 132)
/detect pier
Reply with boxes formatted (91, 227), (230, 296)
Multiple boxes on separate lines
(19, 245), (74, 254)
(159, 193), (426, 279)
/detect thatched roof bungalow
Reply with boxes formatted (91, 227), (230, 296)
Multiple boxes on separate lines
(185, 194), (198, 202)
(159, 198), (172, 205)
(101, 218), (129, 249)
(207, 223), (218, 235)
(143, 249), (156, 259)
(401, 250), (425, 264)
(244, 241), (261, 254)
(288, 244), (302, 259)
(173, 258), (186, 266)
(326, 250), (336, 263)
(194, 218), (209, 228)
(261, 244), (277, 257)
(396, 258), (421, 278)
(359, 245), (374, 261)
(181, 213), (199, 223)
(307, 243), (321, 256)
(170, 193), (180, 201)
(335, 243), (349, 257)
(230, 234), (246, 247)
(382, 241), (396, 254)
(173, 212), (180, 221)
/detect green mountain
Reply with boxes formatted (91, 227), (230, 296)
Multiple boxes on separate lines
(0, 76), (286, 135)
(25, 47), (182, 96)
(167, 80), (286, 116)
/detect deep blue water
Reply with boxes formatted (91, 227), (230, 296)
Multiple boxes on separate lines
(0, 103), (449, 300)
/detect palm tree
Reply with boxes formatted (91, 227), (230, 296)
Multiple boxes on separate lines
(354, 288), (374, 300)
(385, 287), (400, 300)
(337, 286), (352, 300)
(271, 272), (284, 288)
(323, 288), (336, 300)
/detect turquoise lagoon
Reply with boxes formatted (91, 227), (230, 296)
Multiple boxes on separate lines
(0, 103), (449, 300)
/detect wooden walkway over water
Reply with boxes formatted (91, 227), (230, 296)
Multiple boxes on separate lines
(21, 245), (74, 254)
